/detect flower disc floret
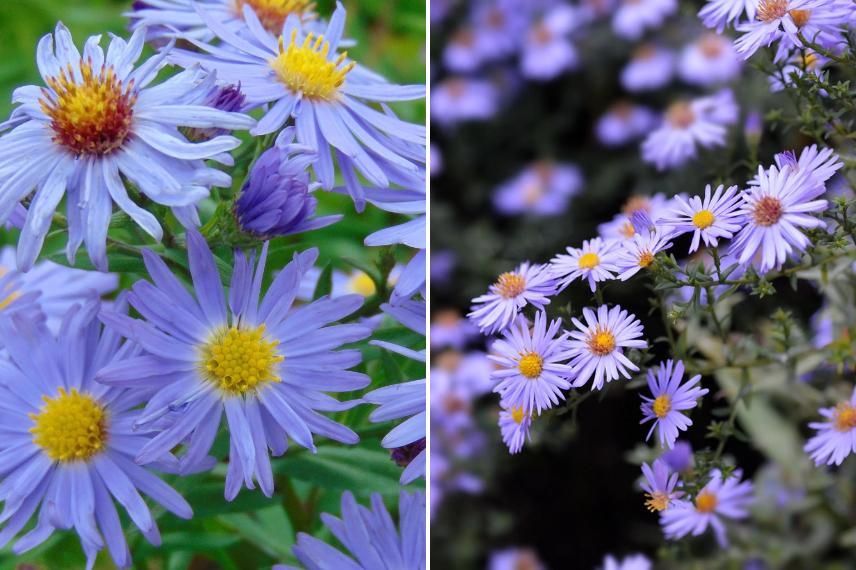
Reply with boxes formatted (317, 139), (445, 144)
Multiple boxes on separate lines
(30, 388), (108, 462)
(200, 324), (283, 395)
(271, 30), (355, 101)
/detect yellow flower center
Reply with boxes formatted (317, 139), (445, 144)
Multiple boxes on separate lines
(653, 394), (672, 418)
(695, 491), (718, 513)
(692, 209), (716, 230)
(834, 402), (856, 432)
(757, 0), (787, 22)
(752, 196), (783, 227)
(495, 272), (526, 298)
(511, 406), (526, 424)
(518, 352), (543, 379)
(577, 252), (600, 270)
(235, 0), (315, 33)
(40, 60), (136, 157)
(619, 221), (636, 239)
(200, 324), (283, 395)
(270, 30), (355, 101)
(347, 272), (376, 297)
(587, 329), (615, 356)
(30, 388), (108, 462)
(638, 251), (655, 268)
(645, 491), (670, 512)
(788, 8), (811, 27)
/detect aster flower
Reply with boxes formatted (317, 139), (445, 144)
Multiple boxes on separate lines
(489, 548), (546, 570)
(471, 0), (530, 62)
(640, 360), (709, 448)
(601, 554), (652, 570)
(767, 144), (843, 192)
(566, 304), (647, 390)
(499, 402), (533, 454)
(769, 50), (829, 92)
(662, 441), (694, 472)
(0, 23), (255, 270)
(489, 311), (573, 414)
(598, 194), (673, 241)
(468, 262), (558, 335)
(432, 77), (500, 125)
(729, 163), (828, 273)
(97, 230), (371, 499)
(660, 469), (754, 547)
(678, 34), (742, 86)
(444, 27), (483, 72)
(804, 387), (856, 465)
(280, 491), (425, 570)
(621, 45), (675, 92)
(699, 0), (756, 32)
(616, 229), (673, 280)
(520, 6), (580, 81)
(551, 237), (621, 292)
(641, 459), (683, 512)
(0, 299), (192, 569)
(168, 2), (426, 211)
(660, 184), (745, 253)
(642, 89), (738, 171)
(612, 0), (677, 40)
(596, 102), (658, 147)
(493, 161), (583, 216)
(431, 309), (479, 350)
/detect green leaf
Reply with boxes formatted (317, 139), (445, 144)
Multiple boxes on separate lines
(313, 261), (334, 300)
(273, 444), (402, 496)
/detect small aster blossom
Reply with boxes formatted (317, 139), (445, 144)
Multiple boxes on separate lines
(768, 144), (843, 192)
(804, 387), (856, 465)
(729, 163), (827, 272)
(432, 77), (500, 125)
(699, 0), (756, 32)
(551, 237), (621, 292)
(98, 230), (371, 499)
(598, 194), (672, 241)
(616, 229), (673, 280)
(489, 548), (546, 570)
(0, 299), (192, 569)
(621, 45), (675, 92)
(493, 161), (583, 216)
(641, 459), (683, 512)
(640, 360), (709, 448)
(0, 23), (255, 271)
(642, 89), (738, 171)
(431, 309), (480, 350)
(601, 554), (652, 570)
(768, 51), (828, 92)
(662, 441), (694, 472)
(660, 184), (745, 253)
(468, 262), (558, 335)
(280, 491), (425, 570)
(444, 27), (484, 72)
(490, 311), (573, 414)
(612, 0), (677, 40)
(678, 33), (742, 86)
(566, 304), (647, 390)
(471, 0), (530, 62)
(660, 469), (754, 547)
(499, 402), (533, 454)
(596, 102), (658, 147)
(169, 3), (426, 211)
(520, 6), (580, 80)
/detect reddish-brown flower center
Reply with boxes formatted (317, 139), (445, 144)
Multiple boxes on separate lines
(752, 196), (783, 226)
(757, 0), (788, 22)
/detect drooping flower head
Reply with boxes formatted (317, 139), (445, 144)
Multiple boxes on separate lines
(601, 553), (653, 570)
(0, 299), (192, 569)
(640, 360), (709, 448)
(641, 458), (683, 512)
(0, 23), (255, 271)
(468, 262), (558, 335)
(551, 237), (621, 292)
(661, 184), (745, 253)
(616, 229), (673, 280)
(493, 161), (583, 217)
(499, 402), (533, 454)
(804, 387), (856, 465)
(98, 230), (370, 499)
(566, 304), (647, 390)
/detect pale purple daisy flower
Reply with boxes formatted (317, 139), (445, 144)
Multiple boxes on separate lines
(729, 163), (828, 272)
(0, 23), (255, 271)
(444, 27), (483, 73)
(616, 229), (673, 280)
(660, 469), (754, 547)
(0, 299), (192, 569)
(98, 230), (370, 499)
(471, 0), (530, 63)
(699, 0), (756, 32)
(489, 311), (573, 414)
(612, 0), (678, 40)
(520, 6), (580, 80)
(621, 45), (675, 92)
(499, 402), (533, 454)
(432, 78), (500, 125)
(640, 360), (709, 449)
(596, 102), (658, 147)
(601, 554), (652, 570)
(642, 89), (739, 171)
(566, 305), (647, 390)
(551, 237), (621, 292)
(493, 161), (583, 216)
(168, 2), (426, 211)
(431, 309), (480, 350)
(489, 548), (546, 570)
(641, 458), (683, 512)
(598, 194), (673, 241)
(660, 184), (745, 253)
(768, 144), (843, 191)
(468, 262), (558, 335)
(678, 33), (742, 86)
(804, 387), (856, 465)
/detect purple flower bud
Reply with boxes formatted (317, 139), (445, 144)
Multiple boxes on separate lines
(182, 84), (246, 142)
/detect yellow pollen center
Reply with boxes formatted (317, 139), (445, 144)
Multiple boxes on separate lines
(518, 352), (543, 379)
(788, 8), (811, 27)
(692, 209), (716, 229)
(834, 403), (856, 432)
(30, 388), (108, 462)
(41, 60), (136, 157)
(511, 406), (526, 424)
(645, 491), (670, 512)
(201, 324), (283, 395)
(271, 30), (355, 101)
(236, 0), (315, 33)
(752, 196), (783, 226)
(757, 0), (788, 22)
(578, 252), (600, 270)
(588, 329), (615, 356)
(653, 394), (672, 418)
(695, 491), (718, 513)
(638, 251), (655, 268)
(348, 272), (377, 297)
(803, 51), (820, 69)
(666, 101), (695, 129)
(620, 221), (636, 239)
(495, 272), (526, 298)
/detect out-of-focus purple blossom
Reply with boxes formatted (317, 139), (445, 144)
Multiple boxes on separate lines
(621, 45), (675, 92)
(596, 102), (658, 147)
(471, 0), (530, 63)
(431, 144), (444, 177)
(431, 250), (457, 287)
(520, 6), (580, 80)
(805, 387), (856, 465)
(444, 27), (483, 72)
(489, 548), (546, 570)
(601, 554), (652, 570)
(768, 51), (829, 92)
(432, 78), (500, 126)
(662, 441), (694, 473)
(598, 193), (673, 241)
(699, 0), (756, 33)
(431, 309), (481, 350)
(493, 161), (583, 216)
(612, 0), (677, 40)
(430, 442), (485, 516)
(679, 34), (742, 86)
(432, 0), (454, 23)
(744, 111), (763, 144)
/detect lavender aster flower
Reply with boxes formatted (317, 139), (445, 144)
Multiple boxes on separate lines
(641, 458), (683, 512)
(499, 402), (533, 454)
(432, 78), (500, 125)
(616, 229), (672, 280)
(0, 299), (192, 569)
(662, 441), (694, 472)
(489, 548), (546, 570)
(567, 305), (647, 390)
(678, 34), (742, 86)
(444, 27), (484, 72)
(520, 6), (580, 80)
(804, 387), (856, 465)
(596, 102), (658, 147)
(613, 0), (677, 39)
(493, 161), (583, 216)
(0, 23), (255, 271)
(768, 144), (843, 191)
(551, 237), (621, 292)
(490, 311), (573, 414)
(660, 184), (745, 253)
(601, 554), (652, 570)
(468, 262), (558, 335)
(98, 230), (370, 499)
(699, 0), (756, 32)
(640, 360), (709, 448)
(660, 469), (754, 547)
(621, 45), (675, 92)
(598, 194), (672, 241)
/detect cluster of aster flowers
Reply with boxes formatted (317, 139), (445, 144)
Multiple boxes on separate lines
(0, 1), (426, 568)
